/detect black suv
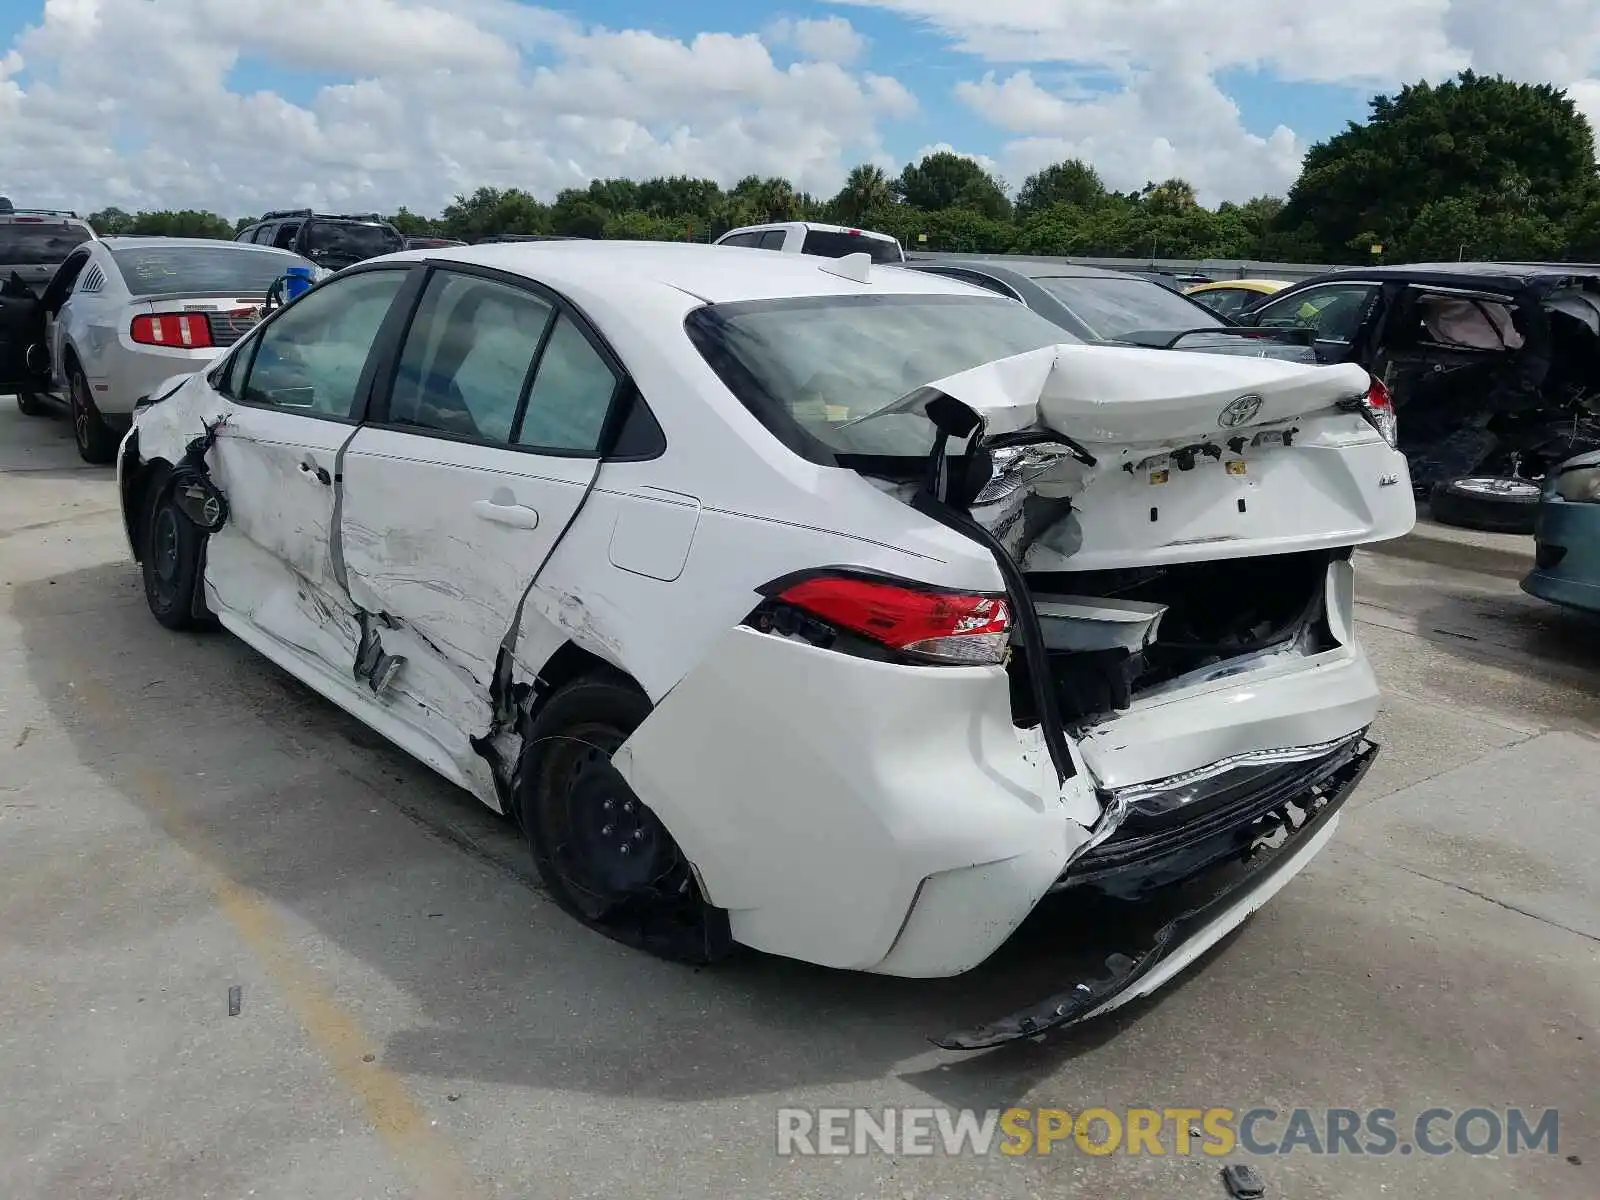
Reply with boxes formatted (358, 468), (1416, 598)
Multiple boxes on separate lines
(0, 197), (97, 296)
(235, 209), (404, 270)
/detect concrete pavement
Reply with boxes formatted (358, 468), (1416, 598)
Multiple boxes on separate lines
(1, 400), (1595, 1199)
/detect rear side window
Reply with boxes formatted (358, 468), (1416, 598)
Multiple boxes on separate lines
(514, 314), (619, 452)
(389, 270), (553, 443)
(756, 230), (787, 251)
(800, 230), (902, 263)
(0, 223), (94, 264)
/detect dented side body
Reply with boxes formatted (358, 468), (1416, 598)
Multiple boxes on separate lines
(120, 243), (1412, 991)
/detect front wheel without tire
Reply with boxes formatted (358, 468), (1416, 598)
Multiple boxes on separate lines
(518, 674), (732, 965)
(1429, 476), (1541, 535)
(69, 369), (118, 464)
(141, 473), (208, 631)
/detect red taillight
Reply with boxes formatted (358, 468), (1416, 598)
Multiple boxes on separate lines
(766, 572), (1011, 665)
(130, 313), (214, 349)
(1362, 375), (1398, 448)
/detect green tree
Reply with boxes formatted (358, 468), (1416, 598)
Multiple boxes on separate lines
(602, 210), (693, 241)
(120, 210), (234, 239)
(830, 164), (896, 225)
(1016, 160), (1105, 217)
(438, 186), (551, 241)
(1279, 71), (1600, 261)
(896, 152), (1011, 219)
(386, 206), (438, 236)
(88, 207), (133, 235)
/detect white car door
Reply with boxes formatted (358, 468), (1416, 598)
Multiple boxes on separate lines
(338, 265), (630, 759)
(198, 266), (412, 675)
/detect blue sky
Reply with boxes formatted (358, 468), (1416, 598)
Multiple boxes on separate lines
(0, 1), (1587, 215)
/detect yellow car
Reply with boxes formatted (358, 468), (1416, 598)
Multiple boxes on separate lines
(1185, 278), (1291, 320)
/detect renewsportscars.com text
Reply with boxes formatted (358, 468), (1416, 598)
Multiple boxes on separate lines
(775, 1106), (1561, 1158)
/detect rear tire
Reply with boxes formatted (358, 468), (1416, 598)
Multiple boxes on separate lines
(16, 389), (47, 416)
(68, 368), (118, 464)
(140, 470), (207, 632)
(1429, 476), (1540, 535)
(518, 673), (731, 965)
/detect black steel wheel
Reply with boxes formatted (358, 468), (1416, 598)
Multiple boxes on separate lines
(518, 673), (731, 964)
(140, 471), (207, 631)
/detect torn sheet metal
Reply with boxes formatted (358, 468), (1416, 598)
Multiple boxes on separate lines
(856, 343), (1373, 449)
(932, 740), (1376, 1050)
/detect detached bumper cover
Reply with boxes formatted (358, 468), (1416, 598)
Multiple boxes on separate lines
(933, 738), (1376, 1050)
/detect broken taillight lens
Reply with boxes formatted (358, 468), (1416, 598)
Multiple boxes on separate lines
(130, 313), (215, 349)
(752, 571), (1011, 665)
(1359, 376), (1398, 448)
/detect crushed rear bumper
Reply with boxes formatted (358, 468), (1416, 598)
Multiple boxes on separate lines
(933, 737), (1376, 1050)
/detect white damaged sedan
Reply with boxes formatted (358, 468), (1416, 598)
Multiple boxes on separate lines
(117, 242), (1415, 1047)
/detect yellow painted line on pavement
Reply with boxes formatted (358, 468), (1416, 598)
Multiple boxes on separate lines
(66, 671), (485, 1200)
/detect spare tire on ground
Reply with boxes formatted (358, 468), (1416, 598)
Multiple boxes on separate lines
(1428, 476), (1541, 535)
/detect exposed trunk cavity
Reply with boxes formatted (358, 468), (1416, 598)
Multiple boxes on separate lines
(1008, 548), (1346, 728)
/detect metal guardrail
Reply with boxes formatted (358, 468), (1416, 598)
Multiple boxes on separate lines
(903, 251), (1341, 283)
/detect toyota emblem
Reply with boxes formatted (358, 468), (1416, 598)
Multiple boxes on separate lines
(1218, 393), (1264, 428)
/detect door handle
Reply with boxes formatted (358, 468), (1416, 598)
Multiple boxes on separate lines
(299, 459), (331, 486)
(472, 498), (540, 529)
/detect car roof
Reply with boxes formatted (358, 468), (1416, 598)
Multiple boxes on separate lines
(910, 257), (1142, 281)
(387, 239), (974, 304)
(98, 236), (302, 254)
(1301, 261), (1600, 291)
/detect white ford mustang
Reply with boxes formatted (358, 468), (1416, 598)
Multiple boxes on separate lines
(117, 241), (1414, 1047)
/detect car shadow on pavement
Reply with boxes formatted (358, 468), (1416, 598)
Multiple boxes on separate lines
(14, 562), (1251, 1111)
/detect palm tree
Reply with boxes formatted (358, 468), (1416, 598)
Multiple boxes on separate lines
(832, 164), (894, 225)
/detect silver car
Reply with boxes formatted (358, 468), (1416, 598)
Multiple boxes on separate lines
(0, 236), (313, 462)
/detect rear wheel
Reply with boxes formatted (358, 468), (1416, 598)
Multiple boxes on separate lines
(1429, 475), (1541, 535)
(518, 673), (731, 965)
(68, 368), (118, 464)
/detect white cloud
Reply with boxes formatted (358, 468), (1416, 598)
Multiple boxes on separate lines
(836, 0), (1600, 202)
(956, 69), (1304, 205)
(0, 1), (905, 215)
(765, 15), (869, 63)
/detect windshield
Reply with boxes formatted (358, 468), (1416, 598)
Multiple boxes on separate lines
(301, 220), (403, 261)
(687, 293), (1075, 457)
(110, 245), (309, 297)
(0, 223), (94, 265)
(1034, 275), (1226, 339)
(800, 230), (903, 263)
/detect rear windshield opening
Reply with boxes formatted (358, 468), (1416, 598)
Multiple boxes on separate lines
(686, 293), (1072, 459)
(800, 230), (903, 263)
(0, 224), (94, 265)
(110, 245), (309, 297)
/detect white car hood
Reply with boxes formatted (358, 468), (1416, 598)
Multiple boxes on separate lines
(873, 342), (1374, 446)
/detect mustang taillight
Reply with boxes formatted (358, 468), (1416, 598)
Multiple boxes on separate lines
(130, 313), (214, 349)
(1359, 376), (1397, 448)
(750, 571), (1011, 665)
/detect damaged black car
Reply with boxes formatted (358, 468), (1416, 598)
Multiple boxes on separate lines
(1240, 262), (1600, 534)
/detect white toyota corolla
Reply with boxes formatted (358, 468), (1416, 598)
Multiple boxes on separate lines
(117, 241), (1414, 1047)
